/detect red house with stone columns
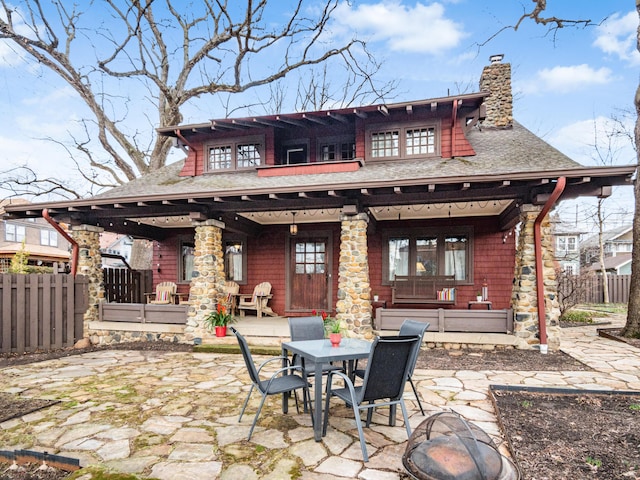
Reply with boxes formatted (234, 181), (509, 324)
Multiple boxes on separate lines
(3, 56), (635, 350)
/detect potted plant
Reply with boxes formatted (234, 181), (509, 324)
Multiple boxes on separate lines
(476, 291), (483, 302)
(325, 316), (344, 347)
(204, 303), (236, 337)
(373, 293), (379, 302)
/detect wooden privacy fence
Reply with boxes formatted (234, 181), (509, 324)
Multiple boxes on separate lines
(0, 274), (88, 354)
(559, 274), (631, 305)
(103, 268), (153, 303)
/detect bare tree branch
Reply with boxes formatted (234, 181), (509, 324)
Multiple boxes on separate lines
(0, 0), (390, 196)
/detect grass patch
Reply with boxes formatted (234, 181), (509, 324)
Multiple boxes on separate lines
(561, 310), (595, 323)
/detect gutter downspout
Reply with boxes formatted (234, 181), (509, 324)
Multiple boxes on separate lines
(533, 176), (566, 354)
(42, 209), (78, 277)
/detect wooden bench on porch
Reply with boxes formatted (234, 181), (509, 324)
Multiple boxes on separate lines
(391, 275), (456, 304)
(374, 307), (514, 333)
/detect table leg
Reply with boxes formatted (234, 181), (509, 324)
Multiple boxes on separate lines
(313, 362), (323, 441)
(282, 347), (289, 414)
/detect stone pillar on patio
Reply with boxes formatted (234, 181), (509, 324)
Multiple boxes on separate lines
(71, 224), (104, 335)
(511, 204), (561, 350)
(336, 212), (374, 340)
(186, 219), (226, 343)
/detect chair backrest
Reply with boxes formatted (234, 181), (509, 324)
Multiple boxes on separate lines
(398, 319), (430, 376)
(155, 282), (177, 302)
(359, 336), (420, 404)
(289, 316), (325, 342)
(231, 327), (261, 387)
(225, 281), (240, 295)
(252, 282), (272, 304)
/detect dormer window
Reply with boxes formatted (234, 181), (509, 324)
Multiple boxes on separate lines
(318, 135), (355, 162)
(367, 121), (440, 160)
(206, 136), (264, 171)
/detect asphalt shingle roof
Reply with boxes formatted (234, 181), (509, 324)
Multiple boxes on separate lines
(93, 121), (585, 201)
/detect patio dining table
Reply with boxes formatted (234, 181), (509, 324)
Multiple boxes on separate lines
(281, 337), (372, 441)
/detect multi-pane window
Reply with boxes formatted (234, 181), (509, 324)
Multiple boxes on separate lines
(406, 127), (435, 155)
(5, 223), (25, 242)
(207, 137), (263, 171)
(385, 228), (472, 283)
(209, 145), (232, 170)
(368, 123), (439, 159)
(237, 144), (261, 168)
(295, 241), (326, 274)
(371, 130), (399, 158)
(318, 136), (356, 162)
(556, 236), (577, 253)
(40, 229), (58, 247)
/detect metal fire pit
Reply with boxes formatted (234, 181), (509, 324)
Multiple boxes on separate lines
(403, 411), (520, 480)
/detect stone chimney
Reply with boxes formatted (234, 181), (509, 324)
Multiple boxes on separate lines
(479, 54), (512, 128)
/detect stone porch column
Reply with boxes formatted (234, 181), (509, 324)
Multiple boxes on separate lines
(511, 205), (561, 350)
(336, 213), (374, 340)
(71, 224), (104, 336)
(186, 219), (226, 343)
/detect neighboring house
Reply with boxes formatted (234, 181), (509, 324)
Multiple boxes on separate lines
(551, 218), (582, 275)
(100, 232), (134, 268)
(581, 225), (633, 267)
(586, 252), (632, 275)
(0, 199), (71, 272)
(2, 56), (636, 350)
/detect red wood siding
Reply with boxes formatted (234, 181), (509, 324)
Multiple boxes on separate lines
(453, 123), (475, 156)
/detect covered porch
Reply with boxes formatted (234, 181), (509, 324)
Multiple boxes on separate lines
(92, 303), (518, 349)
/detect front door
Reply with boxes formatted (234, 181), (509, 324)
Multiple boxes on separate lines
(289, 235), (330, 311)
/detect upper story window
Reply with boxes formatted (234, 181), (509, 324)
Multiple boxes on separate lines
(318, 136), (356, 162)
(5, 223), (25, 242)
(40, 229), (58, 247)
(281, 140), (309, 164)
(206, 136), (264, 171)
(556, 236), (577, 253)
(367, 121), (439, 160)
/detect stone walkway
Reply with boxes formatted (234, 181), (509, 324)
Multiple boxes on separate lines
(1, 319), (639, 479)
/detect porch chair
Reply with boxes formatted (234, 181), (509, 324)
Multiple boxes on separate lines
(322, 335), (420, 462)
(355, 319), (430, 417)
(288, 316), (345, 410)
(238, 281), (276, 317)
(224, 280), (240, 314)
(231, 326), (312, 440)
(144, 281), (177, 304)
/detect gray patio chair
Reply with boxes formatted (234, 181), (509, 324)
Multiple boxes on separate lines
(322, 335), (420, 462)
(288, 316), (345, 411)
(355, 319), (430, 416)
(231, 327), (312, 440)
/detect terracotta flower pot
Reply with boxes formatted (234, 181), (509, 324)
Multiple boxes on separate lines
(215, 326), (227, 337)
(329, 333), (342, 347)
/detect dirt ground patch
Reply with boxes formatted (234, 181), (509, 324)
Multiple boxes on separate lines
(492, 388), (640, 479)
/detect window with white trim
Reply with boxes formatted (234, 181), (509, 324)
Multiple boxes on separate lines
(383, 227), (473, 284)
(206, 136), (264, 171)
(368, 122), (439, 160)
(5, 223), (25, 242)
(40, 229), (58, 247)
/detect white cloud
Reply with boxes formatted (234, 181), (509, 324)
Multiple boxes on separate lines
(520, 64), (613, 94)
(548, 116), (635, 167)
(593, 11), (640, 66)
(333, 1), (466, 54)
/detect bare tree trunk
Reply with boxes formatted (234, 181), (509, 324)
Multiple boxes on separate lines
(621, 0), (640, 338)
(597, 199), (610, 304)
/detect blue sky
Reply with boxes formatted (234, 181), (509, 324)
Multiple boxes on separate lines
(0, 1), (637, 230)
